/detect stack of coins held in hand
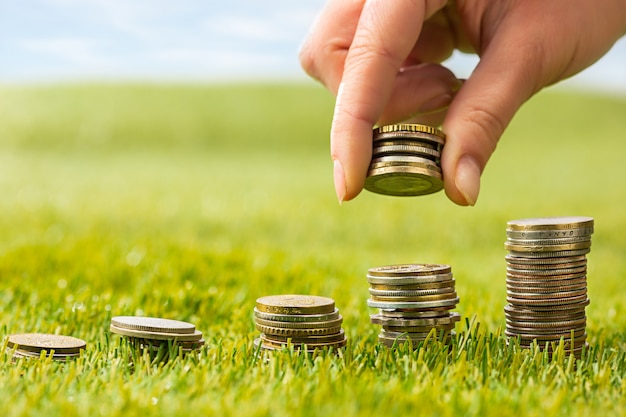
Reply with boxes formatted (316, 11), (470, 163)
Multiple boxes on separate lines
(6, 333), (86, 361)
(364, 124), (445, 197)
(253, 295), (347, 352)
(110, 316), (205, 356)
(504, 216), (594, 357)
(367, 264), (461, 348)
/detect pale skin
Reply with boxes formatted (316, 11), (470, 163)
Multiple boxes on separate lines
(299, 0), (626, 205)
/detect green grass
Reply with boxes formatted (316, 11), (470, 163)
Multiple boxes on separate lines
(0, 82), (626, 416)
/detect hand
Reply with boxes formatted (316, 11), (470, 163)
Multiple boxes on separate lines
(300, 0), (626, 205)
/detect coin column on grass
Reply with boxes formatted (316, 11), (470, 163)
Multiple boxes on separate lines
(364, 124), (445, 197)
(253, 295), (347, 352)
(504, 216), (594, 358)
(367, 264), (461, 348)
(6, 333), (86, 361)
(109, 316), (205, 358)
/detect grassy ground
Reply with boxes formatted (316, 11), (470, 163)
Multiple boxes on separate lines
(0, 83), (625, 416)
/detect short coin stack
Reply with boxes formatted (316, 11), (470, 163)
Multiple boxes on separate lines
(253, 295), (347, 352)
(367, 264), (461, 348)
(6, 333), (86, 361)
(110, 316), (205, 356)
(364, 124), (445, 197)
(504, 216), (594, 357)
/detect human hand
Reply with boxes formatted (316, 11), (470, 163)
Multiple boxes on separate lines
(300, 0), (626, 205)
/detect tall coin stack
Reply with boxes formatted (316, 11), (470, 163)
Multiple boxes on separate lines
(110, 316), (205, 358)
(504, 216), (594, 357)
(364, 124), (445, 197)
(366, 264), (461, 348)
(253, 295), (347, 352)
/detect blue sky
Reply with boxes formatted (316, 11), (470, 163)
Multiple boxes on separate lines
(1, 0), (625, 94)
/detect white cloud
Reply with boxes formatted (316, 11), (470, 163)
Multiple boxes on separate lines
(19, 37), (113, 67)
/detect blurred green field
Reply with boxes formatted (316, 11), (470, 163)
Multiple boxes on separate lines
(0, 83), (625, 416)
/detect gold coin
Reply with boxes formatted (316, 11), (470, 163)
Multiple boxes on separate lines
(380, 307), (454, 318)
(7, 333), (86, 355)
(261, 329), (346, 344)
(506, 216), (594, 231)
(253, 308), (339, 323)
(370, 312), (460, 327)
(369, 280), (454, 291)
(254, 316), (343, 329)
(374, 124), (446, 140)
(256, 324), (343, 337)
(368, 287), (455, 297)
(504, 241), (591, 252)
(368, 264), (452, 277)
(364, 166), (443, 196)
(255, 295), (335, 315)
(370, 292), (457, 302)
(382, 323), (457, 333)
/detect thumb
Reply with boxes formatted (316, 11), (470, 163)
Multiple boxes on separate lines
(441, 37), (543, 206)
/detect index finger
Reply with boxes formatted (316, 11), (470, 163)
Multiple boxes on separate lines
(331, 0), (447, 202)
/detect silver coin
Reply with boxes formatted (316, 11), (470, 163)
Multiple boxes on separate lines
(253, 308), (340, 323)
(506, 227), (594, 240)
(254, 316), (343, 329)
(506, 236), (591, 246)
(368, 264), (451, 277)
(372, 144), (440, 158)
(505, 260), (587, 270)
(368, 287), (456, 297)
(367, 297), (459, 309)
(371, 155), (439, 166)
(506, 216), (594, 231)
(504, 254), (587, 265)
(380, 307), (454, 318)
(373, 131), (445, 146)
(367, 273), (453, 285)
(506, 248), (591, 258)
(505, 266), (587, 276)
(370, 312), (460, 327)
(109, 324), (203, 342)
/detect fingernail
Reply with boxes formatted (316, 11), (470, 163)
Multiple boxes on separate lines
(417, 93), (453, 115)
(333, 159), (346, 204)
(455, 155), (481, 206)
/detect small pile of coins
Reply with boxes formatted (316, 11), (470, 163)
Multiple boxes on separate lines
(253, 295), (347, 352)
(504, 216), (593, 357)
(364, 124), (445, 197)
(110, 316), (205, 356)
(6, 333), (86, 361)
(367, 264), (461, 348)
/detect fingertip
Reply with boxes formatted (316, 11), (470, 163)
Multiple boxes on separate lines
(449, 154), (481, 206)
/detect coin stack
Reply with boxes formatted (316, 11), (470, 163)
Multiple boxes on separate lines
(6, 333), (86, 361)
(366, 264), (461, 348)
(253, 295), (347, 352)
(364, 124), (445, 197)
(110, 316), (205, 357)
(504, 216), (594, 358)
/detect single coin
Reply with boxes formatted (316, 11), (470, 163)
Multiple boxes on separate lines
(380, 329), (453, 340)
(368, 264), (451, 277)
(253, 308), (340, 323)
(111, 316), (196, 335)
(369, 280), (454, 291)
(370, 312), (460, 327)
(506, 275), (587, 286)
(11, 350), (81, 361)
(370, 292), (457, 302)
(255, 295), (335, 315)
(373, 139), (441, 151)
(369, 160), (442, 173)
(504, 241), (591, 252)
(380, 307), (454, 318)
(256, 335), (348, 350)
(368, 297), (459, 310)
(506, 272), (586, 281)
(365, 166), (443, 196)
(506, 227), (594, 240)
(506, 266), (587, 276)
(507, 289), (587, 299)
(374, 123), (446, 140)
(261, 329), (346, 344)
(506, 236), (591, 246)
(505, 317), (586, 329)
(382, 322), (457, 333)
(372, 144), (440, 158)
(505, 312), (586, 323)
(504, 303), (588, 316)
(256, 324), (343, 337)
(373, 131), (445, 145)
(506, 294), (588, 307)
(254, 316), (343, 329)
(504, 329), (586, 341)
(504, 254), (587, 265)
(371, 154), (440, 165)
(506, 216), (594, 231)
(109, 324), (203, 342)
(7, 333), (86, 355)
(367, 273), (453, 285)
(506, 283), (587, 295)
(505, 260), (587, 271)
(369, 287), (455, 297)
(506, 248), (591, 258)
(506, 324), (586, 335)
